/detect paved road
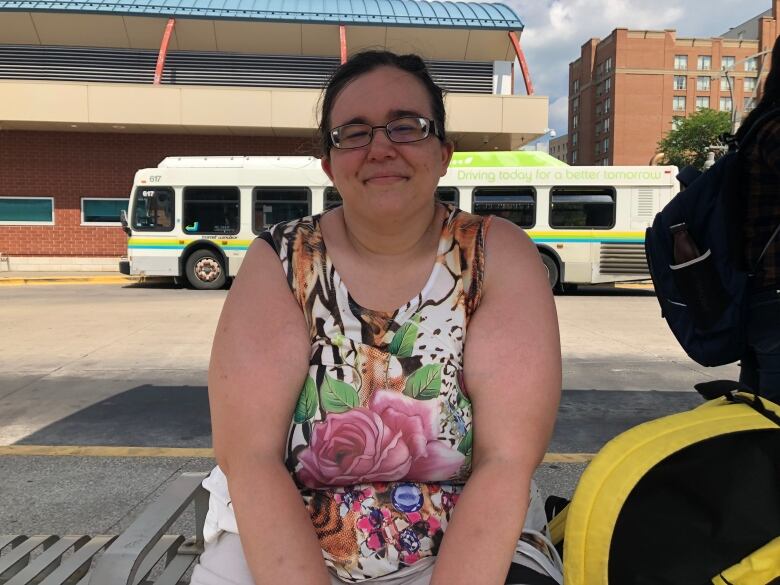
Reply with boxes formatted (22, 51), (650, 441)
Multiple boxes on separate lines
(0, 282), (739, 536)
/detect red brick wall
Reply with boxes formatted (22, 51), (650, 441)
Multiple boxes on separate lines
(0, 130), (315, 256)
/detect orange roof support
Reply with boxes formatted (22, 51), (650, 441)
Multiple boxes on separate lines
(339, 24), (347, 64)
(508, 31), (534, 95)
(154, 18), (176, 85)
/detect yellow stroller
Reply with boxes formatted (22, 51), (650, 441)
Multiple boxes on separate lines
(548, 382), (780, 585)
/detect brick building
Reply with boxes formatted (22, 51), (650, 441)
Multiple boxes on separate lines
(548, 134), (568, 163)
(567, 1), (779, 166)
(0, 0), (546, 271)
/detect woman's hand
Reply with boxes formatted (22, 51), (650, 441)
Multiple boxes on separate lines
(430, 217), (562, 585)
(209, 238), (331, 584)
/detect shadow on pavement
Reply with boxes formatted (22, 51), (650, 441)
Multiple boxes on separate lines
(559, 285), (656, 297)
(16, 384), (212, 448)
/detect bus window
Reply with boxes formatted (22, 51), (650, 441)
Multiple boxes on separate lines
(472, 187), (535, 227)
(550, 187), (615, 229)
(324, 187), (342, 209)
(182, 187), (240, 235)
(132, 187), (174, 232)
(436, 187), (459, 206)
(253, 187), (311, 232)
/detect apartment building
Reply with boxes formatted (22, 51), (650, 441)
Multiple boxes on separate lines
(567, 1), (778, 165)
(548, 134), (568, 162)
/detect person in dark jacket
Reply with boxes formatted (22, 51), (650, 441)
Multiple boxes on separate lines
(736, 39), (780, 402)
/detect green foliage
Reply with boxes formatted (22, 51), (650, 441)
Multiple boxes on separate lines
(293, 376), (318, 423)
(657, 109), (732, 170)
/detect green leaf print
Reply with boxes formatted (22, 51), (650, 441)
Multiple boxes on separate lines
(403, 363), (442, 400)
(388, 315), (419, 358)
(293, 376), (318, 423)
(458, 428), (473, 455)
(320, 373), (360, 413)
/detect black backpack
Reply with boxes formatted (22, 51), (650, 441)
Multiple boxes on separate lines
(644, 108), (780, 367)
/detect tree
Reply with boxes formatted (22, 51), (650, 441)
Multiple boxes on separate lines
(657, 109), (732, 170)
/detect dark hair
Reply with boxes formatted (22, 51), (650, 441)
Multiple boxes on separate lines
(736, 39), (780, 141)
(318, 50), (447, 157)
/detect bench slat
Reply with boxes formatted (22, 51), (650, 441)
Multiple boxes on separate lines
(0, 536), (58, 579)
(5, 536), (88, 585)
(37, 535), (117, 585)
(0, 537), (26, 554)
(152, 553), (197, 585)
(130, 535), (183, 585)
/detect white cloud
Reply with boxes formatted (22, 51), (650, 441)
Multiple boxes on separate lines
(475, 0), (771, 135)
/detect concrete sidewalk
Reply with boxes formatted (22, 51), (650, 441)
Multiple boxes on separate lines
(0, 271), (172, 286)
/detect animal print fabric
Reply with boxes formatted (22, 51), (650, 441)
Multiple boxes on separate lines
(264, 204), (490, 581)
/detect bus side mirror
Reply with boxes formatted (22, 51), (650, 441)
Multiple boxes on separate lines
(120, 209), (131, 235)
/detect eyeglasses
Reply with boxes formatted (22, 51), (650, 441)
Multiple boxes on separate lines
(329, 116), (441, 150)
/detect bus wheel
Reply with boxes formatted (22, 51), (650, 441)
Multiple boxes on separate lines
(540, 254), (560, 290)
(185, 249), (226, 290)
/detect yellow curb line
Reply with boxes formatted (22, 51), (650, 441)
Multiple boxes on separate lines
(0, 276), (167, 286)
(0, 445), (596, 462)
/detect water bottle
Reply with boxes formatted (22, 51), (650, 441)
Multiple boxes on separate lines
(670, 222), (701, 264)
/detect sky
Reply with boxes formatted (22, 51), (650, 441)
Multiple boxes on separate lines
(479, 0), (773, 136)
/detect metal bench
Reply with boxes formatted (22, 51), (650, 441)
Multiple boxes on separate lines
(0, 472), (208, 585)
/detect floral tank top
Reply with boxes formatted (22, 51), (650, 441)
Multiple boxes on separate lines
(257, 203), (490, 582)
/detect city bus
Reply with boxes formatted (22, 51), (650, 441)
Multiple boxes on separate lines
(120, 152), (679, 290)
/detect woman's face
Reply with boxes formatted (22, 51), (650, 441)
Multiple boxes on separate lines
(321, 66), (453, 218)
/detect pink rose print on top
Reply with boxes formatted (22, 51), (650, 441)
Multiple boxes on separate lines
(297, 391), (465, 488)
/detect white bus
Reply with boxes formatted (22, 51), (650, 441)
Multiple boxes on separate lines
(120, 152), (679, 290)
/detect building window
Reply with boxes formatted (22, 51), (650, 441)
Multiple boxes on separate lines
(571, 150), (578, 164)
(183, 187), (240, 235)
(572, 97), (579, 112)
(696, 76), (711, 91)
(722, 56), (735, 70)
(603, 137), (610, 152)
(573, 79), (580, 93)
(0, 197), (54, 225)
(604, 118), (610, 132)
(604, 97), (611, 112)
(605, 57), (613, 71)
(745, 57), (758, 72)
(697, 55), (712, 70)
(595, 142), (601, 156)
(674, 75), (687, 90)
(550, 187), (616, 229)
(674, 55), (688, 70)
(744, 77), (757, 92)
(472, 187), (536, 228)
(744, 96), (755, 112)
(720, 76), (731, 91)
(696, 96), (710, 110)
(595, 120), (602, 134)
(252, 187), (310, 232)
(673, 96), (686, 111)
(572, 114), (578, 129)
(81, 198), (129, 226)
(596, 103), (603, 116)
(572, 132), (578, 146)
(672, 116), (683, 130)
(720, 96), (733, 111)
(131, 187), (174, 232)
(604, 77), (611, 92)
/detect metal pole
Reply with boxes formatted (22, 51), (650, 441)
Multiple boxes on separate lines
(153, 18), (176, 85)
(508, 31), (534, 95)
(339, 25), (347, 64)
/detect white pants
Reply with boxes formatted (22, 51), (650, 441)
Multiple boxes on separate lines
(190, 481), (562, 585)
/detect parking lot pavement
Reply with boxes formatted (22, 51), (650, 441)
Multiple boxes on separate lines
(0, 282), (739, 537)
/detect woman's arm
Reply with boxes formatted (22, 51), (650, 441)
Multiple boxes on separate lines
(430, 218), (562, 585)
(209, 238), (331, 584)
